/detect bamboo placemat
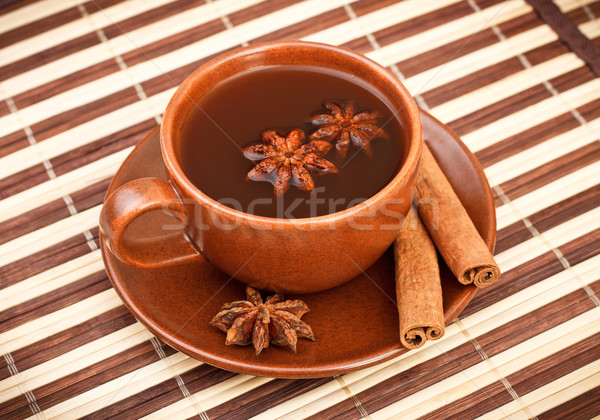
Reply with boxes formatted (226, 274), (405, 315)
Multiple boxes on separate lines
(1, 0), (599, 418)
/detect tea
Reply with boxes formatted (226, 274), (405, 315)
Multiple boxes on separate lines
(179, 65), (405, 218)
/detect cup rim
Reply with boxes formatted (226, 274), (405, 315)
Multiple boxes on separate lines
(161, 40), (422, 226)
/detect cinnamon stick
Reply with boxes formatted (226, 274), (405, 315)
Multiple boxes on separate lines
(416, 143), (500, 288)
(394, 206), (444, 349)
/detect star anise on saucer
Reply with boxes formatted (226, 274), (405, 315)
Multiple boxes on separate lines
(210, 286), (315, 355)
(243, 129), (338, 197)
(309, 100), (389, 159)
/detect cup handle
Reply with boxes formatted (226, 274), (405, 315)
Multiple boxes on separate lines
(99, 177), (201, 268)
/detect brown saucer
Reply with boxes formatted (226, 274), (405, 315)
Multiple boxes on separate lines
(100, 110), (496, 378)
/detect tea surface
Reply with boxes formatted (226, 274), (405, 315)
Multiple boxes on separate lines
(179, 65), (405, 218)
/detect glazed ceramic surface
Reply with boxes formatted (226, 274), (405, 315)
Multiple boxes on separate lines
(100, 110), (496, 378)
(100, 41), (422, 294)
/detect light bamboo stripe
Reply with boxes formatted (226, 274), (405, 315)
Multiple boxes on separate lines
(253, 255), (600, 419)
(27, 351), (200, 419)
(554, 0), (599, 12)
(0, 0), (517, 137)
(0, 323), (150, 404)
(461, 79), (600, 152)
(370, 307), (600, 419)
(0, 289), (122, 354)
(484, 117), (600, 186)
(0, 0), (263, 121)
(477, 361), (600, 419)
(0, 71), (147, 137)
(496, 161), (600, 230)
(495, 207), (600, 272)
(403, 25), (557, 95)
(0, 0), (340, 104)
(0, 0), (179, 69)
(579, 18), (600, 38)
(0, 205), (101, 267)
(144, 375), (273, 419)
(303, 0), (462, 45)
(431, 53), (584, 122)
(0, 0), (357, 148)
(0, 147), (132, 223)
(366, 1), (530, 68)
(0, 250), (103, 312)
(0, 0), (87, 36)
(0, 89), (173, 181)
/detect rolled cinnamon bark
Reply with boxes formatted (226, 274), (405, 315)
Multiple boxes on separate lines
(416, 143), (500, 288)
(394, 206), (445, 349)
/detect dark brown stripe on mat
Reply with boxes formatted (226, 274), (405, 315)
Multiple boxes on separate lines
(0, 0), (36, 15)
(13, 58), (121, 111)
(227, 0), (299, 26)
(395, 9), (542, 83)
(0, 341), (177, 418)
(180, 363), (238, 395)
(394, 28), (498, 80)
(0, 164), (50, 200)
(466, 228), (600, 317)
(527, 0), (600, 77)
(140, 51), (234, 97)
(70, 179), (112, 212)
(529, 184), (600, 236)
(566, 2), (600, 26)
(82, 375), (185, 420)
(0, 129), (29, 158)
(494, 220), (533, 255)
(248, 7), (349, 44)
(424, 381), (513, 420)
(51, 119), (155, 177)
(97, 0), (200, 41)
(0, 32), (101, 81)
(351, 0), (398, 17)
(121, 19), (226, 67)
(448, 84), (552, 136)
(423, 56), (523, 109)
(424, 38), (567, 108)
(85, 359), (225, 419)
(0, 5), (83, 48)
(0, 199), (71, 245)
(0, 119), (153, 203)
(340, 36), (373, 54)
(499, 141), (600, 201)
(538, 385), (600, 420)
(508, 332), (600, 395)
(206, 377), (333, 420)
(318, 343), (485, 418)
(30, 87), (139, 143)
(475, 112), (579, 167)
(0, 235), (93, 288)
(462, 250), (564, 317)
(478, 290), (596, 358)
(549, 65), (597, 93)
(5, 307), (133, 376)
(0, 272), (110, 333)
(373, 1), (474, 48)
(560, 228), (600, 267)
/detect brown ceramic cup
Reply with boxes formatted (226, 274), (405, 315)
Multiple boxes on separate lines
(99, 41), (422, 294)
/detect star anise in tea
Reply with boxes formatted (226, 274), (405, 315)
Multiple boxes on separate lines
(210, 286), (315, 355)
(243, 129), (338, 197)
(309, 100), (389, 158)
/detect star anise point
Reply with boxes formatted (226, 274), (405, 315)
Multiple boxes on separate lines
(243, 130), (338, 196)
(310, 100), (388, 158)
(211, 287), (315, 355)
